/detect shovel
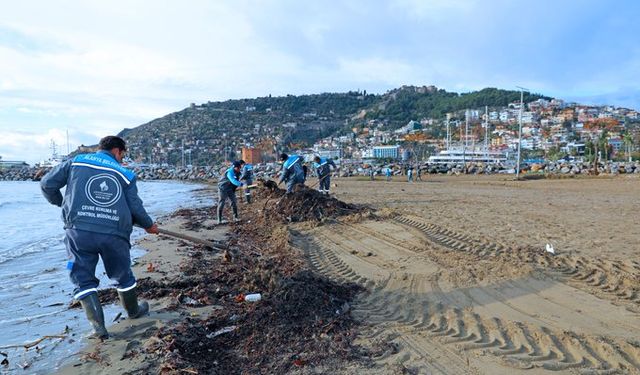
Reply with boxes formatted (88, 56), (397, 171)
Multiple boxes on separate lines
(309, 174), (330, 189)
(157, 228), (225, 252)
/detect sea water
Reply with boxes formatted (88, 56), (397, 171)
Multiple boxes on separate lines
(0, 180), (213, 373)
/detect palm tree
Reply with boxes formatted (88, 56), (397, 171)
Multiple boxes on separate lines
(623, 133), (634, 162)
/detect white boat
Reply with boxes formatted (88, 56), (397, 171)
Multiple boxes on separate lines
(427, 147), (508, 164)
(36, 140), (68, 168)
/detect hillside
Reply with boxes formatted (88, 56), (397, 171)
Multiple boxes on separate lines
(361, 86), (550, 126)
(119, 86), (550, 165)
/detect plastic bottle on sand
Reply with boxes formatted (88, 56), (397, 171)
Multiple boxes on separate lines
(244, 293), (262, 302)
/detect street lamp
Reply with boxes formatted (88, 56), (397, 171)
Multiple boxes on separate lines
(515, 86), (529, 179)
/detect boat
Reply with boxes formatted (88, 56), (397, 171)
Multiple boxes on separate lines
(427, 147), (508, 164)
(35, 140), (68, 168)
(428, 108), (509, 165)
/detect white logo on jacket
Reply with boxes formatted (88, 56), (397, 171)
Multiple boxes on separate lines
(85, 174), (122, 207)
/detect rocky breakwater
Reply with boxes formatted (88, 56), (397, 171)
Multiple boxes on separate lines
(134, 166), (218, 180)
(425, 162), (509, 175)
(0, 164), (282, 182)
(134, 164), (280, 181)
(0, 167), (50, 181)
(423, 160), (640, 175)
(537, 160), (640, 175)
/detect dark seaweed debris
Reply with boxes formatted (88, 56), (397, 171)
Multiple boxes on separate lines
(257, 179), (363, 223)
(140, 188), (369, 374)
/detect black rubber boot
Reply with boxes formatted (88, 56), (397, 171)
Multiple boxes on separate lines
(118, 288), (149, 319)
(80, 293), (109, 339)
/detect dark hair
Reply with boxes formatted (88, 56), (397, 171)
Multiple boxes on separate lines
(313, 156), (321, 162)
(99, 136), (126, 151)
(279, 153), (289, 161)
(232, 160), (243, 168)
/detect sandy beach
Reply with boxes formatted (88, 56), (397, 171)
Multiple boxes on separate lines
(56, 175), (640, 374)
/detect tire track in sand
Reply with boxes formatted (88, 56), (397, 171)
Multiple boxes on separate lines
(292, 220), (640, 374)
(395, 215), (640, 313)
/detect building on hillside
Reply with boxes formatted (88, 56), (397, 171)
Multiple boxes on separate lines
(316, 149), (342, 160)
(608, 137), (623, 153)
(394, 120), (422, 135)
(563, 142), (586, 156)
(520, 137), (541, 150)
(241, 147), (262, 164)
(522, 111), (536, 124)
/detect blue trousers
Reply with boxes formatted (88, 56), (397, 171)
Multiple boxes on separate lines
(286, 176), (304, 193)
(65, 229), (135, 300)
(217, 188), (238, 220)
(319, 174), (331, 191)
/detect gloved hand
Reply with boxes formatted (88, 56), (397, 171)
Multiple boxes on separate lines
(145, 223), (159, 234)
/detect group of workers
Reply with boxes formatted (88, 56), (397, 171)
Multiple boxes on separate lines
(216, 152), (338, 223)
(39, 135), (340, 339)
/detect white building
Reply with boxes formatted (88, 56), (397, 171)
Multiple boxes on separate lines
(372, 145), (400, 159)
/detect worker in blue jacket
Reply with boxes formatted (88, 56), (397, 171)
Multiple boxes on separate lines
(313, 156), (337, 195)
(240, 163), (254, 203)
(217, 160), (245, 223)
(278, 153), (305, 193)
(40, 136), (158, 340)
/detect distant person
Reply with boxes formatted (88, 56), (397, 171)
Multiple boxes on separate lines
(369, 166), (375, 181)
(313, 156), (337, 195)
(40, 135), (157, 340)
(385, 167), (392, 181)
(240, 162), (254, 203)
(217, 160), (245, 223)
(416, 166), (423, 181)
(278, 153), (305, 193)
(407, 166), (414, 182)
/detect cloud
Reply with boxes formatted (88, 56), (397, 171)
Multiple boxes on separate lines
(1, 0), (640, 164)
(0, 128), (99, 164)
(564, 88), (640, 110)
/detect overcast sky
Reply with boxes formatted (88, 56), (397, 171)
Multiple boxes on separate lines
(1, 0), (639, 164)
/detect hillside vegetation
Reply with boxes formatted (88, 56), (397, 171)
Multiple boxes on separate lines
(119, 86), (550, 165)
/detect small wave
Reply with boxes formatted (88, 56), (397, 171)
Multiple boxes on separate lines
(0, 237), (64, 265)
(0, 200), (39, 209)
(0, 307), (67, 328)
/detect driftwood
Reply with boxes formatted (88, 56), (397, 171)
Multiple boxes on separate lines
(0, 335), (66, 350)
(158, 228), (225, 251)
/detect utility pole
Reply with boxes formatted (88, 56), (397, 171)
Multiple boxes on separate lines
(463, 110), (468, 169)
(515, 86), (529, 179)
(446, 113), (451, 150)
(484, 106), (489, 160)
(181, 139), (185, 168)
(223, 133), (228, 164)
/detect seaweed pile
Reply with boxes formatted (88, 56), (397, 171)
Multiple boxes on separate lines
(256, 180), (363, 223)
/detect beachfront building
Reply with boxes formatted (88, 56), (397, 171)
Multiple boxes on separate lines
(0, 160), (29, 170)
(372, 145), (400, 159)
(241, 147), (262, 164)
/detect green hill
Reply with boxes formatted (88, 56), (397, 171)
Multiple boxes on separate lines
(119, 86), (551, 165)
